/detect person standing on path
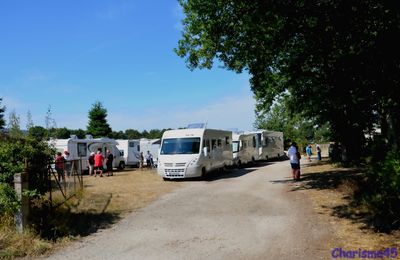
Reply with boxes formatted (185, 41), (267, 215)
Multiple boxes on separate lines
(316, 144), (322, 161)
(106, 149), (114, 176)
(287, 142), (300, 180)
(55, 152), (66, 183)
(87, 152), (95, 176)
(94, 150), (104, 177)
(306, 145), (312, 162)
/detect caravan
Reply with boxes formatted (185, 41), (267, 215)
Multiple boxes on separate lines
(116, 138), (161, 167)
(157, 128), (233, 179)
(246, 130), (284, 160)
(232, 132), (258, 166)
(116, 139), (141, 167)
(52, 136), (125, 173)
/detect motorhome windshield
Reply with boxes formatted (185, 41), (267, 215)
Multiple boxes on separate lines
(160, 138), (201, 155)
(232, 141), (239, 153)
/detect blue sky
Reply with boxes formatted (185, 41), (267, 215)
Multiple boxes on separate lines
(0, 1), (256, 132)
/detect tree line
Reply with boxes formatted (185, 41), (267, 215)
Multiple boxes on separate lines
(0, 99), (169, 140)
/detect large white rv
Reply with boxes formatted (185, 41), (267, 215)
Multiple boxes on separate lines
(52, 136), (125, 172)
(246, 130), (284, 160)
(232, 132), (258, 166)
(157, 128), (233, 179)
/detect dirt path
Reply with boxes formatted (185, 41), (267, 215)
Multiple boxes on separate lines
(44, 160), (333, 260)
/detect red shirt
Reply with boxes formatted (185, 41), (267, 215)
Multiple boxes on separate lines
(55, 155), (65, 170)
(94, 153), (104, 167)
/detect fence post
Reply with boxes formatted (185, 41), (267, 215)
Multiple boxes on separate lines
(14, 171), (29, 233)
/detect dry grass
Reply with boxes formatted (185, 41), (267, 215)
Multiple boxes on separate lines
(294, 159), (400, 250)
(0, 168), (180, 259)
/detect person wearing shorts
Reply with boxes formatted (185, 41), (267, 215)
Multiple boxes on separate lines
(94, 150), (104, 177)
(287, 142), (300, 180)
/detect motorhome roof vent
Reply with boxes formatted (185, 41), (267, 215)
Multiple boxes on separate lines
(70, 135), (77, 139)
(187, 123), (206, 129)
(86, 134), (93, 139)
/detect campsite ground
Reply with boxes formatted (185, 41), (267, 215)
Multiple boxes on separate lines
(36, 158), (399, 259)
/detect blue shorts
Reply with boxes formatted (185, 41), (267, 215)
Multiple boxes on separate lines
(290, 163), (300, 170)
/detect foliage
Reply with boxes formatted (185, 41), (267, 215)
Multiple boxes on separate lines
(54, 127), (71, 139)
(176, 0), (400, 162)
(0, 135), (54, 194)
(0, 97), (5, 130)
(26, 110), (34, 130)
(254, 95), (331, 148)
(361, 152), (400, 231)
(8, 110), (23, 138)
(86, 101), (112, 138)
(0, 183), (20, 215)
(28, 126), (48, 141)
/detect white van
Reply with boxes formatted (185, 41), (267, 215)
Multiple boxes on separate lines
(246, 130), (284, 160)
(52, 136), (125, 172)
(232, 133), (258, 166)
(140, 138), (161, 167)
(157, 128), (233, 179)
(116, 139), (141, 167)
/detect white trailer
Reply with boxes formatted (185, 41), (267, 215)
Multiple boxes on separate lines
(246, 130), (284, 160)
(140, 138), (161, 167)
(116, 139), (141, 167)
(157, 128), (233, 179)
(232, 132), (258, 166)
(52, 136), (125, 172)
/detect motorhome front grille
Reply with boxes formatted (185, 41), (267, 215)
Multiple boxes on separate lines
(164, 168), (185, 177)
(164, 163), (173, 167)
(175, 163), (186, 167)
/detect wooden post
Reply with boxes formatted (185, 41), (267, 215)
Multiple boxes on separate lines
(14, 171), (29, 233)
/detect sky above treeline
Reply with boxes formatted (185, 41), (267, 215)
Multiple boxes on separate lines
(0, 0), (256, 132)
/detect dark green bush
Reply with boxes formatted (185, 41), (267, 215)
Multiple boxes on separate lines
(363, 151), (400, 231)
(0, 183), (20, 215)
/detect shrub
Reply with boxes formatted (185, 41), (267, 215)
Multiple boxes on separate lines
(0, 183), (19, 215)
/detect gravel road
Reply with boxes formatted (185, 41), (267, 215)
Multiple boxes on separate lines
(44, 160), (333, 260)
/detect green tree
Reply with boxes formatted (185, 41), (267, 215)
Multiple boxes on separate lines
(70, 128), (86, 139)
(86, 101), (112, 138)
(176, 0), (400, 162)
(28, 126), (48, 141)
(26, 110), (34, 130)
(55, 127), (71, 139)
(8, 110), (22, 138)
(0, 98), (5, 130)
(125, 129), (141, 139)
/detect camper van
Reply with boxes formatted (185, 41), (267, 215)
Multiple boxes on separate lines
(157, 128), (233, 179)
(232, 132), (258, 166)
(140, 138), (161, 167)
(52, 136), (125, 173)
(246, 130), (284, 160)
(116, 139), (141, 167)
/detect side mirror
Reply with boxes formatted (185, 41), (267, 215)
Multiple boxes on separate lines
(203, 147), (208, 157)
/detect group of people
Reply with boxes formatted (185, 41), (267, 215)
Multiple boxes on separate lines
(138, 150), (154, 170)
(54, 150), (71, 182)
(87, 149), (115, 177)
(288, 142), (322, 181)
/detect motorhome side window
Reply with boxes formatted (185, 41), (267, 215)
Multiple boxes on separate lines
(77, 143), (87, 157)
(129, 142), (135, 147)
(137, 145), (140, 152)
(217, 139), (222, 148)
(225, 136), (230, 145)
(252, 137), (256, 148)
(211, 139), (217, 149)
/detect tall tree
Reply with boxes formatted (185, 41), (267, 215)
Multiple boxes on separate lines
(26, 110), (34, 130)
(176, 0), (400, 161)
(8, 110), (22, 138)
(86, 101), (112, 138)
(0, 98), (5, 130)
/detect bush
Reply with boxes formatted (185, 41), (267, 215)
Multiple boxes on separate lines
(0, 183), (19, 215)
(363, 151), (400, 231)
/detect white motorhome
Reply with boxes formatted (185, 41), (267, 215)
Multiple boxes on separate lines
(232, 132), (258, 166)
(116, 139), (141, 167)
(157, 128), (233, 179)
(52, 136), (125, 172)
(140, 138), (161, 167)
(246, 130), (284, 160)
